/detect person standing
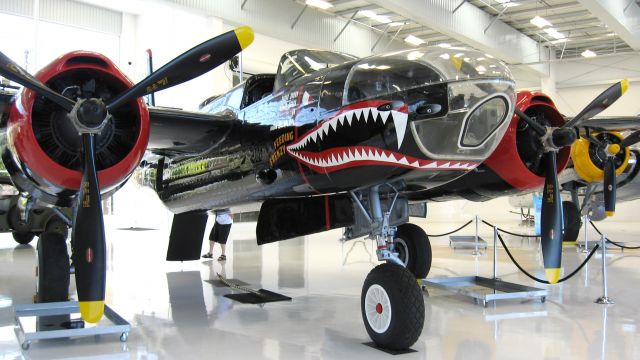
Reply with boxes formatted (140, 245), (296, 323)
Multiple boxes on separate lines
(202, 208), (233, 261)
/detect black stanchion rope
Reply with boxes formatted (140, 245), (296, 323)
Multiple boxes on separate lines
(425, 220), (473, 237)
(496, 232), (599, 284)
(589, 220), (640, 250)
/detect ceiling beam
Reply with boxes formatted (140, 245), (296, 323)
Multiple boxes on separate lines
(577, 0), (640, 50)
(367, 0), (549, 75)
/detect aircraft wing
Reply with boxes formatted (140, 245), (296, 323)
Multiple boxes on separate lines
(147, 106), (236, 157)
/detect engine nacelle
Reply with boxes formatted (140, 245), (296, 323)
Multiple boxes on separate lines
(571, 131), (630, 183)
(3, 51), (149, 206)
(483, 91), (571, 192)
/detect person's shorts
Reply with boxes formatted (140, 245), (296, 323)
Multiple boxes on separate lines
(209, 222), (231, 244)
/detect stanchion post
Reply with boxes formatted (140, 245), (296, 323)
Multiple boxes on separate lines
(595, 231), (614, 304)
(472, 215), (481, 256)
(493, 226), (498, 280)
(582, 214), (590, 254)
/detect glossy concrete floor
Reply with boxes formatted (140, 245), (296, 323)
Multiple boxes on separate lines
(1, 198), (640, 359)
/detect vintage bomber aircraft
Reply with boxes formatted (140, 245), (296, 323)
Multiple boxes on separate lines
(0, 23), (636, 350)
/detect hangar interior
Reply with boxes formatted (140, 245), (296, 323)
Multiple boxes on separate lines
(1, 0), (640, 358)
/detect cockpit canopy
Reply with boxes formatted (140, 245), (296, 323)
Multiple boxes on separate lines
(273, 49), (358, 92)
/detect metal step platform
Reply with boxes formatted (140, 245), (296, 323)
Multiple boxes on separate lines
(14, 301), (130, 350)
(423, 276), (547, 307)
(449, 235), (487, 250)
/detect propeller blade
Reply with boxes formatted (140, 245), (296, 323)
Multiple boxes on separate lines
(107, 26), (254, 111)
(563, 79), (629, 128)
(603, 156), (617, 217)
(0, 51), (75, 112)
(540, 151), (563, 284)
(620, 129), (640, 148)
(72, 134), (106, 323)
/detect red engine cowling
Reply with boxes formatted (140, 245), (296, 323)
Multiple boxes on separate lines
(4, 51), (149, 206)
(484, 91), (571, 191)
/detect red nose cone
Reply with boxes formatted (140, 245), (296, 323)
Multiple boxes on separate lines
(375, 303), (383, 314)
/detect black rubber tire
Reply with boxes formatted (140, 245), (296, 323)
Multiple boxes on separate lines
(361, 263), (424, 350)
(394, 223), (432, 279)
(36, 232), (70, 303)
(45, 216), (69, 240)
(562, 201), (582, 242)
(12, 231), (35, 245)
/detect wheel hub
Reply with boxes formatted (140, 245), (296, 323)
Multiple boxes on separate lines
(365, 284), (392, 333)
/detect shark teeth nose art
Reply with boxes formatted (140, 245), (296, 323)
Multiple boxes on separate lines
(286, 103), (478, 174)
(287, 106), (408, 152)
(287, 145), (479, 173)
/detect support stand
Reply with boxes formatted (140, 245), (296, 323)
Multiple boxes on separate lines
(581, 214), (590, 254)
(472, 215), (481, 256)
(595, 232), (615, 304)
(424, 225), (547, 307)
(14, 301), (130, 350)
(449, 216), (487, 251)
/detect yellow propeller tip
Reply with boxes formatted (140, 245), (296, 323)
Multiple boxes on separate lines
(621, 79), (629, 94)
(79, 301), (104, 323)
(234, 26), (254, 50)
(605, 211), (615, 217)
(545, 268), (561, 284)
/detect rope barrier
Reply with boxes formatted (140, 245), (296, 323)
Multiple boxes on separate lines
(425, 220), (473, 237)
(589, 221), (640, 250)
(496, 232), (599, 284)
(415, 216), (604, 284)
(481, 220), (540, 238)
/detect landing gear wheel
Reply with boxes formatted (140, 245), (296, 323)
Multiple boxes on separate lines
(12, 231), (35, 245)
(394, 223), (432, 279)
(361, 263), (424, 350)
(36, 232), (70, 303)
(562, 201), (582, 242)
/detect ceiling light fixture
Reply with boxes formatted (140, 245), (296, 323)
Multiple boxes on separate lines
(581, 49), (597, 58)
(530, 15), (552, 28)
(305, 0), (333, 10)
(438, 43), (452, 48)
(495, 0), (520, 6)
(404, 35), (425, 46)
(361, 10), (392, 24)
(544, 27), (566, 40)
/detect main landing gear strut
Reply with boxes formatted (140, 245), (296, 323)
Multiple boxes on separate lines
(349, 185), (429, 350)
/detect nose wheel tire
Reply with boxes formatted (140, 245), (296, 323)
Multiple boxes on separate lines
(394, 223), (432, 279)
(361, 263), (424, 350)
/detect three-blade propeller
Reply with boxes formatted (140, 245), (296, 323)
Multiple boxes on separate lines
(514, 80), (629, 283)
(0, 26), (254, 322)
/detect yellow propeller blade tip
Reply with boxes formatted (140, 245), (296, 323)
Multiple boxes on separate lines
(545, 268), (561, 284)
(605, 211), (615, 217)
(234, 26), (254, 50)
(621, 79), (629, 95)
(79, 301), (104, 323)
